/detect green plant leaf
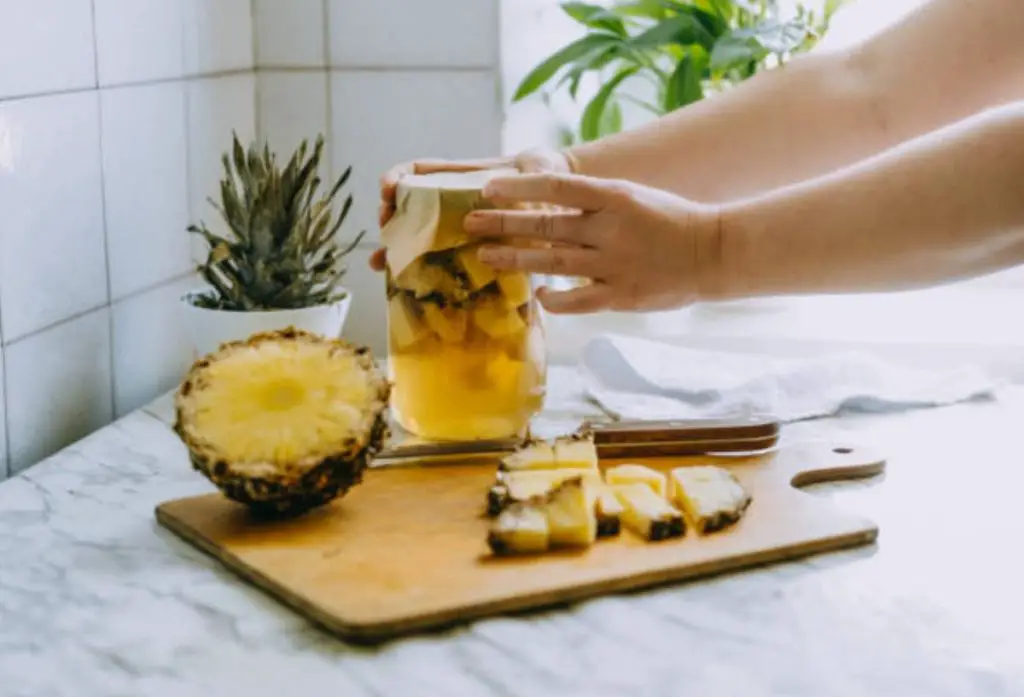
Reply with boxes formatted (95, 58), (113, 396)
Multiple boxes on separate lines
(560, 2), (627, 35)
(513, 33), (622, 102)
(580, 65), (639, 141)
(555, 42), (625, 99)
(630, 13), (714, 51)
(663, 47), (707, 111)
(709, 31), (767, 73)
(599, 99), (623, 137)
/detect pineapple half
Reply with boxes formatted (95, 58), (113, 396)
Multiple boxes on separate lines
(173, 327), (391, 517)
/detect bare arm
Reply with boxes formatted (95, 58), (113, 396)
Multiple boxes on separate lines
(567, 0), (1024, 203)
(709, 102), (1024, 300)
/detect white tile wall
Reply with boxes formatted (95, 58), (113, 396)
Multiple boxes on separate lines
(0, 91), (109, 343)
(4, 309), (113, 474)
(327, 0), (498, 68)
(338, 248), (387, 356)
(0, 0), (259, 478)
(0, 346), (6, 478)
(112, 276), (197, 418)
(0, 0), (96, 100)
(186, 74), (257, 258)
(255, 0), (326, 68)
(93, 0), (185, 85)
(0, 0), (509, 477)
(101, 82), (191, 300)
(256, 72), (331, 181)
(183, 0), (255, 76)
(328, 71), (502, 246)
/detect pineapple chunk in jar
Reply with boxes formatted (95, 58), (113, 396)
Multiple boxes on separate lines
(381, 169), (547, 441)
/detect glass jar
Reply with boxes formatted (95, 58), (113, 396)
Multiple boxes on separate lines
(381, 169), (548, 441)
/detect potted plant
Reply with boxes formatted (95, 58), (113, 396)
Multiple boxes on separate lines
(513, 0), (847, 145)
(181, 133), (365, 357)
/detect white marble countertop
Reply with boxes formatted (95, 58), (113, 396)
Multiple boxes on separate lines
(2, 366), (1023, 697)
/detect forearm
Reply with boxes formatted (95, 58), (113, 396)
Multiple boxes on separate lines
(710, 102), (1024, 301)
(567, 50), (887, 202)
(566, 0), (1024, 204)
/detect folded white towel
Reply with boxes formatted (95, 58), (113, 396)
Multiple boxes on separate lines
(579, 334), (1002, 422)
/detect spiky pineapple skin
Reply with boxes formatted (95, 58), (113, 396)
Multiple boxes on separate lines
(172, 327), (391, 518)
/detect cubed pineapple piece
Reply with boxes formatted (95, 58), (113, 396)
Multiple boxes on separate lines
(487, 501), (550, 555)
(498, 438), (557, 471)
(612, 483), (685, 541)
(595, 486), (624, 538)
(552, 432), (599, 471)
(387, 295), (428, 351)
(456, 244), (498, 290)
(487, 467), (603, 516)
(473, 297), (527, 339)
(669, 465), (752, 534)
(542, 477), (598, 548)
(420, 303), (467, 343)
(496, 271), (532, 309)
(605, 464), (667, 498)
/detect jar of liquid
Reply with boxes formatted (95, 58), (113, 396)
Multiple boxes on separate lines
(381, 169), (547, 441)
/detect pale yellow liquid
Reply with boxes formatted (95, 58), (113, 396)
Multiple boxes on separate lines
(387, 293), (547, 441)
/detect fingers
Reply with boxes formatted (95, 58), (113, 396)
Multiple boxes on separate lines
(483, 172), (620, 211)
(464, 209), (597, 247)
(537, 282), (613, 314)
(478, 244), (604, 278)
(368, 247), (387, 271)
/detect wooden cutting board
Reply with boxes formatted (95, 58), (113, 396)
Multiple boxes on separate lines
(154, 439), (885, 644)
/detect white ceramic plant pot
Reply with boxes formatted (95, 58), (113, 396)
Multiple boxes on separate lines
(180, 288), (352, 359)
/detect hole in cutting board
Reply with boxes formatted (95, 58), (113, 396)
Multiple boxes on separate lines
(832, 447), (853, 454)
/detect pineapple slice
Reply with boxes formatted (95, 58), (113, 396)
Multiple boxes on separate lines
(612, 483), (685, 541)
(543, 477), (598, 548)
(595, 486), (624, 538)
(387, 295), (428, 351)
(486, 467), (602, 516)
(420, 303), (467, 343)
(472, 296), (527, 339)
(456, 244), (498, 290)
(487, 501), (550, 555)
(172, 328), (390, 517)
(486, 477), (597, 555)
(498, 433), (599, 472)
(498, 437), (557, 472)
(497, 271), (532, 309)
(669, 466), (752, 534)
(552, 432), (599, 470)
(604, 463), (667, 498)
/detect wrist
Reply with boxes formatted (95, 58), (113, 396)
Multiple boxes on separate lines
(692, 201), (755, 303)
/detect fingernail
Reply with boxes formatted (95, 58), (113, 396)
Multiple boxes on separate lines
(463, 212), (485, 232)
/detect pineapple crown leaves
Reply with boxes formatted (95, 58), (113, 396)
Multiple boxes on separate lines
(188, 131), (366, 311)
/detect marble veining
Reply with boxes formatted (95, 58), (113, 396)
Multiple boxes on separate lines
(2, 367), (1023, 697)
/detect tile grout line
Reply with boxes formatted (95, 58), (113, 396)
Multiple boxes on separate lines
(89, 0), (118, 423)
(250, 0), (262, 141)
(0, 271), (196, 351)
(322, 0), (335, 184)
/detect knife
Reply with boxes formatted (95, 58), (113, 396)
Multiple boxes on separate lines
(374, 415), (780, 464)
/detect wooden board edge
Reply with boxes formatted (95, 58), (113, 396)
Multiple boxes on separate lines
(155, 500), (879, 646)
(337, 524), (881, 645)
(153, 503), (375, 641)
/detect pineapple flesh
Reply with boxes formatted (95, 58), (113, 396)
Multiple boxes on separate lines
(612, 483), (686, 541)
(487, 477), (598, 555)
(604, 464), (668, 498)
(173, 328), (390, 517)
(669, 466), (753, 534)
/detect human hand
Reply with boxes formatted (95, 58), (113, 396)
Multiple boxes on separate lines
(462, 172), (724, 314)
(369, 148), (573, 271)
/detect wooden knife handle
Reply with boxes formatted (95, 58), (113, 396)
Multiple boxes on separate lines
(580, 415), (780, 444)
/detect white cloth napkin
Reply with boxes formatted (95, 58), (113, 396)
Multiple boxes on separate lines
(579, 333), (1003, 423)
